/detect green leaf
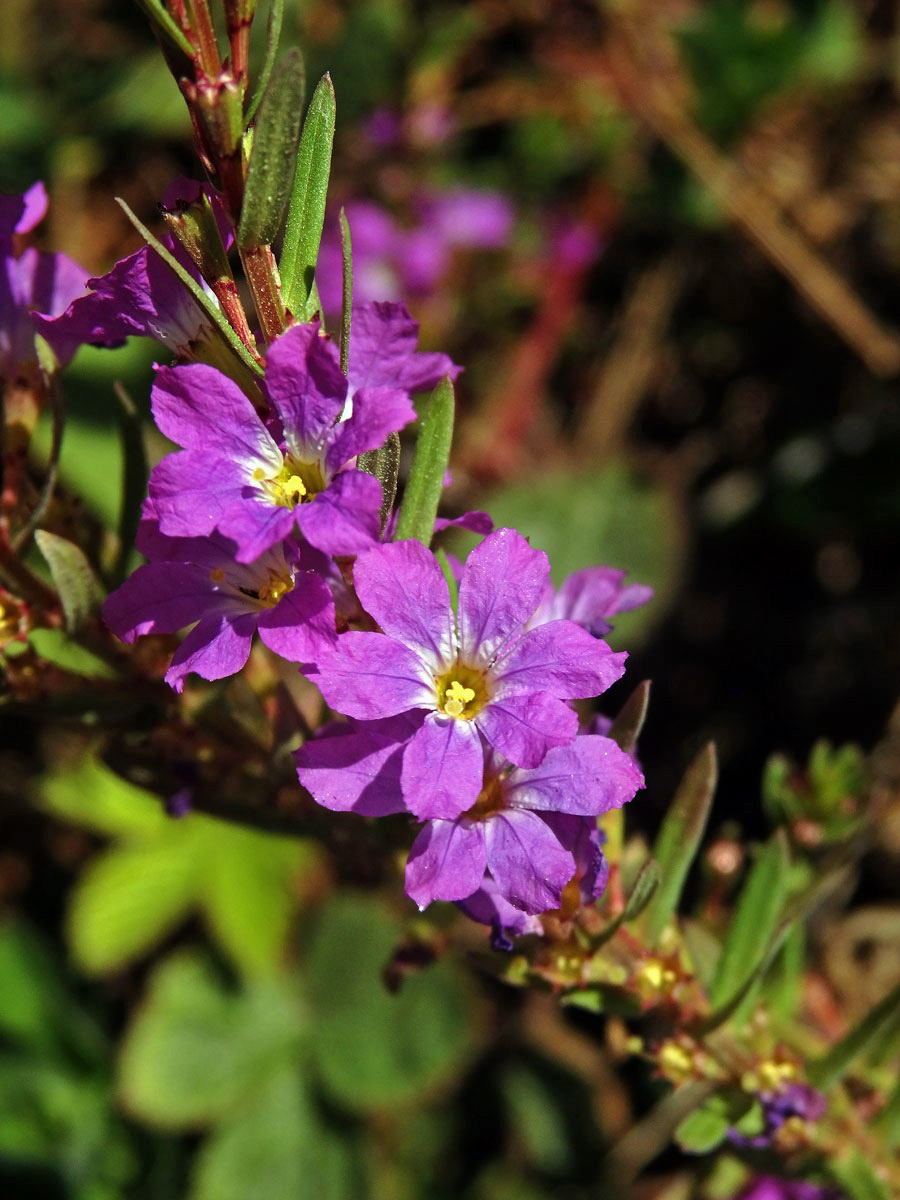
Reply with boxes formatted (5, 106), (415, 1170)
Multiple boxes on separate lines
(198, 823), (313, 979)
(67, 838), (198, 975)
(357, 432), (401, 534)
(245, 0), (284, 124)
(118, 954), (303, 1130)
(34, 530), (104, 632)
(237, 49), (305, 250)
(280, 74), (336, 320)
(306, 894), (472, 1110)
(393, 376), (455, 546)
(338, 207), (352, 373)
(117, 199), (264, 381)
(644, 743), (717, 946)
(674, 1104), (729, 1153)
(190, 1065), (362, 1200)
(707, 831), (790, 1011)
(39, 755), (167, 840)
(829, 1152), (893, 1200)
(607, 680), (651, 755)
(875, 1074), (900, 1147)
(0, 922), (67, 1052)
(134, 0), (194, 61)
(28, 628), (118, 680)
(592, 858), (661, 947)
(810, 976), (900, 1092)
(111, 382), (149, 586)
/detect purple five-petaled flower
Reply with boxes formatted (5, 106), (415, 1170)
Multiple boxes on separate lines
(306, 529), (628, 820)
(102, 499), (336, 691)
(147, 321), (417, 561)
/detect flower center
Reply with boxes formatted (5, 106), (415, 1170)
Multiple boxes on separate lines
(435, 664), (488, 720)
(209, 567), (294, 609)
(463, 775), (505, 821)
(253, 457), (326, 509)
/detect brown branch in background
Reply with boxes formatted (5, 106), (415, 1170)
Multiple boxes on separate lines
(576, 252), (687, 462)
(600, 15), (900, 378)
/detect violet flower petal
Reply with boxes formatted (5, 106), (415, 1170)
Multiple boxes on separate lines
(149, 452), (249, 539)
(102, 561), (232, 641)
(483, 808), (574, 914)
(352, 539), (454, 670)
(476, 692), (579, 769)
(257, 575), (338, 663)
(294, 726), (408, 816)
(324, 385), (416, 475)
(217, 496), (297, 564)
(504, 735), (644, 815)
(457, 528), (550, 664)
(400, 715), (484, 820)
(405, 819), (487, 908)
(296, 469), (384, 556)
(165, 611), (257, 692)
(262, 323), (346, 455)
(493, 620), (627, 699)
(309, 633), (435, 719)
(347, 300), (461, 394)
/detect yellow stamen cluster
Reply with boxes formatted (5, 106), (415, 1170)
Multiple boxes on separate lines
(257, 576), (293, 607)
(443, 680), (475, 717)
(253, 458), (323, 509)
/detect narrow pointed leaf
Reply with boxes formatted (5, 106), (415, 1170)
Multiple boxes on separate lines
(135, 0), (194, 61)
(607, 680), (651, 754)
(34, 530), (104, 632)
(237, 49), (305, 250)
(117, 200), (264, 381)
(245, 0), (285, 124)
(829, 1153), (893, 1200)
(876, 1075), (900, 1147)
(111, 382), (149, 586)
(393, 376), (455, 546)
(592, 858), (661, 947)
(280, 73), (336, 319)
(809, 976), (900, 1092)
(644, 742), (717, 946)
(358, 432), (400, 534)
(338, 207), (352, 373)
(707, 831), (790, 1011)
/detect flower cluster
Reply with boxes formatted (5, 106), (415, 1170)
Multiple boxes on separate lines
(12, 175), (648, 940)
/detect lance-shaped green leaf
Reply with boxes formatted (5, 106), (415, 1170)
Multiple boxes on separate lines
(111, 383), (148, 587)
(338, 207), (352, 373)
(592, 858), (661, 948)
(135, 0), (194, 63)
(809, 975), (900, 1092)
(393, 376), (455, 547)
(34, 530), (104, 632)
(117, 200), (264, 382)
(876, 1075), (900, 1147)
(829, 1153), (893, 1200)
(245, 0), (284, 124)
(644, 742), (717, 946)
(237, 49), (305, 250)
(358, 433), (401, 536)
(706, 830), (790, 1012)
(280, 74), (336, 320)
(607, 680), (651, 755)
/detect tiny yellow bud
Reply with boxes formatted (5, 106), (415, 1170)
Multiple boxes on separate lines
(659, 1042), (694, 1078)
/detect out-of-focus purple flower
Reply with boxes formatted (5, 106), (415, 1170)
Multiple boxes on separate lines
(316, 189), (514, 314)
(729, 1083), (828, 1150)
(529, 567), (653, 639)
(34, 179), (230, 366)
(1, 183), (88, 378)
(147, 322), (416, 561)
(308, 528), (628, 820)
(732, 1178), (843, 1200)
(103, 500), (336, 691)
(547, 219), (604, 272)
(403, 737), (641, 913)
(165, 788), (194, 818)
(362, 108), (403, 149)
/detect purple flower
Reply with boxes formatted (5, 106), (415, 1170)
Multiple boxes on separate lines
(729, 1083), (827, 1150)
(403, 736), (642, 913)
(348, 300), (460, 395)
(530, 567), (653, 639)
(1, 183), (88, 378)
(307, 528), (628, 820)
(733, 1179), (843, 1200)
(147, 322), (416, 561)
(103, 500), (336, 691)
(34, 179), (229, 365)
